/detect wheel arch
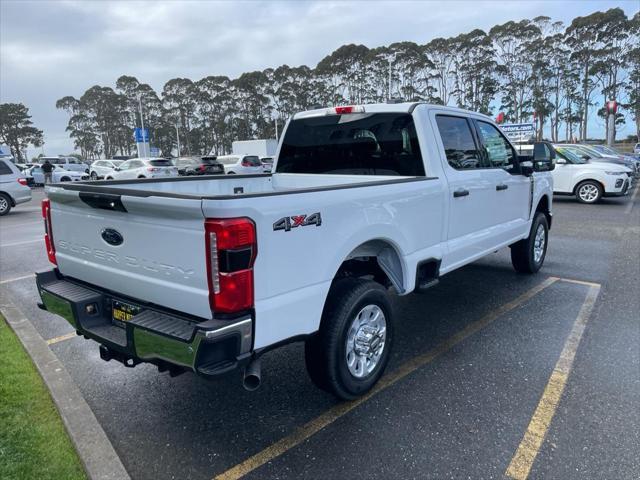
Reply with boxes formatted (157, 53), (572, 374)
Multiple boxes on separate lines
(572, 178), (604, 195)
(333, 238), (406, 294)
(534, 194), (552, 229)
(0, 191), (16, 206)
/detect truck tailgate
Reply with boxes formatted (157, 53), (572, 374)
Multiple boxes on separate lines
(46, 187), (211, 319)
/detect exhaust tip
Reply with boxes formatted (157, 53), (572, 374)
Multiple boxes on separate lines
(243, 374), (261, 391)
(242, 358), (261, 391)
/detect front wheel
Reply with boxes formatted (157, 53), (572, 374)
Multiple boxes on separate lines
(60, 176), (71, 182)
(510, 212), (549, 274)
(90, 171), (98, 180)
(0, 193), (12, 216)
(305, 278), (393, 400)
(575, 180), (603, 204)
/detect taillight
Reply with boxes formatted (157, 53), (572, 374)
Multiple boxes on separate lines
(17, 178), (28, 186)
(41, 199), (57, 265)
(147, 167), (159, 172)
(199, 165), (206, 172)
(205, 218), (257, 314)
(333, 105), (365, 114)
(241, 159), (251, 167)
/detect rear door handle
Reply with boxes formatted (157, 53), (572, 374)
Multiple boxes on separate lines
(453, 188), (469, 198)
(496, 184), (508, 191)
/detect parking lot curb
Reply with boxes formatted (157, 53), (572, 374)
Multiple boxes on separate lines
(1, 289), (131, 480)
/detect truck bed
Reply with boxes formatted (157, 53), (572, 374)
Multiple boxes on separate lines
(45, 173), (438, 327)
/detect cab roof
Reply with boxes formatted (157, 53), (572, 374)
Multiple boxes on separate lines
(292, 102), (489, 120)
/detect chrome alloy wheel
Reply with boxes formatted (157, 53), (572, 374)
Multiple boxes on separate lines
(0, 196), (8, 214)
(578, 183), (599, 203)
(533, 223), (546, 264)
(345, 304), (387, 379)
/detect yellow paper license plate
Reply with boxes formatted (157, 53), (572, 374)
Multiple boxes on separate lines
(112, 300), (141, 326)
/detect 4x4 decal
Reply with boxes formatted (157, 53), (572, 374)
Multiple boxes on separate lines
(273, 212), (322, 232)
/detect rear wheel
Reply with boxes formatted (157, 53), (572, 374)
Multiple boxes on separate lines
(510, 212), (548, 273)
(0, 193), (12, 216)
(106, 176), (113, 180)
(575, 180), (603, 204)
(60, 176), (71, 182)
(227, 171), (236, 175)
(137, 175), (146, 179)
(305, 278), (393, 400)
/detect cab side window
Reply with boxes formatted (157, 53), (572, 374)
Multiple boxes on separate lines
(476, 121), (516, 170)
(435, 115), (482, 170)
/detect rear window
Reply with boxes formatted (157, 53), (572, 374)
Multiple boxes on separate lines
(276, 113), (425, 176)
(243, 155), (261, 166)
(148, 159), (173, 167)
(202, 157), (219, 165)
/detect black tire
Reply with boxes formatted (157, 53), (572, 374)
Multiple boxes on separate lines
(575, 180), (603, 204)
(227, 171), (236, 175)
(60, 176), (71, 182)
(137, 175), (146, 179)
(0, 193), (12, 216)
(305, 277), (394, 400)
(90, 171), (98, 180)
(510, 212), (549, 274)
(106, 176), (113, 180)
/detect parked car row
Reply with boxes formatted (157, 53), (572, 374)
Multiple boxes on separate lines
(549, 144), (633, 204)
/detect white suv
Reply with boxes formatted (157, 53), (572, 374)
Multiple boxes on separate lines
(0, 158), (31, 215)
(105, 158), (178, 180)
(90, 159), (124, 180)
(38, 156), (89, 174)
(552, 144), (632, 203)
(215, 154), (264, 175)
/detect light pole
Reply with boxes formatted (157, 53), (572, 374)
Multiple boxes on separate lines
(388, 54), (396, 101)
(275, 118), (278, 141)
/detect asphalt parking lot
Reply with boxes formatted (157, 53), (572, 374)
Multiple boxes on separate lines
(1, 187), (638, 480)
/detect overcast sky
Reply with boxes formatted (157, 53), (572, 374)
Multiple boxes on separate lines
(1, 0), (637, 156)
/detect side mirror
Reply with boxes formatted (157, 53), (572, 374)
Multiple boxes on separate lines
(532, 142), (555, 172)
(581, 155), (591, 161)
(555, 158), (567, 165)
(114, 167), (121, 171)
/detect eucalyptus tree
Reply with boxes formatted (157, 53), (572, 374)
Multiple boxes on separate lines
(0, 103), (44, 161)
(490, 19), (540, 122)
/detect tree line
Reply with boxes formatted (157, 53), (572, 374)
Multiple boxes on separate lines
(36, 9), (640, 158)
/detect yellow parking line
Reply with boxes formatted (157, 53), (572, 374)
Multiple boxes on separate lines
(505, 283), (600, 480)
(214, 276), (559, 480)
(558, 277), (601, 288)
(46, 332), (77, 345)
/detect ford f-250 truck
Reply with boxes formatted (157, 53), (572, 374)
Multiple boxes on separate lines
(36, 103), (555, 400)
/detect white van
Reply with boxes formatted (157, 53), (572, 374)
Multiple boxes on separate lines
(215, 154), (264, 175)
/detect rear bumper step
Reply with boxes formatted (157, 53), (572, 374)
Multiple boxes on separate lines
(36, 269), (253, 378)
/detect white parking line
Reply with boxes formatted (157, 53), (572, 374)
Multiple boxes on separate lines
(0, 239), (41, 248)
(0, 220), (42, 228)
(0, 273), (35, 285)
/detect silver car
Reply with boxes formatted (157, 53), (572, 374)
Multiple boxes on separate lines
(0, 158), (32, 215)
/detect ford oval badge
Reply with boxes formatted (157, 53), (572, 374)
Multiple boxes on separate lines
(101, 228), (123, 246)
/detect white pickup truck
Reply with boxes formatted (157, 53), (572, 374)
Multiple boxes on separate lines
(36, 103), (555, 399)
